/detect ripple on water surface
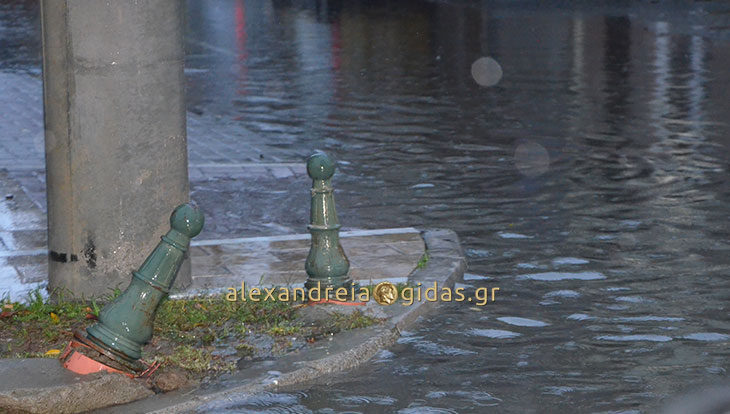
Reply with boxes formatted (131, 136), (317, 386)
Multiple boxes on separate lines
(682, 333), (730, 341)
(614, 316), (684, 322)
(412, 341), (477, 356)
(544, 290), (581, 298)
(467, 328), (521, 339)
(566, 314), (595, 321)
(497, 232), (534, 239)
(551, 257), (590, 266)
(397, 407), (459, 414)
(197, 392), (303, 412)
(497, 317), (550, 327)
(516, 271), (606, 281)
(336, 395), (397, 406)
(596, 335), (673, 342)
(463, 273), (491, 281)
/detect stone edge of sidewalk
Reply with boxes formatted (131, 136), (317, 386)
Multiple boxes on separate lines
(0, 359), (155, 414)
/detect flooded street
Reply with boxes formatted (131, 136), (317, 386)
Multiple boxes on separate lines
(186, 2), (730, 412)
(2, 0), (730, 412)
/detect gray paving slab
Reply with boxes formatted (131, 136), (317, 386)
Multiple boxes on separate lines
(0, 358), (153, 414)
(183, 231), (425, 293)
(0, 72), (300, 171)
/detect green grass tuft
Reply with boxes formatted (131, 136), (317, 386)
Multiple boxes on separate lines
(416, 252), (430, 269)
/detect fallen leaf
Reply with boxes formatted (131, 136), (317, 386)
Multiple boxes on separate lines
(45, 349), (61, 356)
(85, 313), (98, 320)
(3, 303), (13, 310)
(50, 312), (60, 323)
(0, 310), (16, 319)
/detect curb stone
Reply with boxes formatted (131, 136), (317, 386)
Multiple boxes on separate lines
(0, 359), (153, 414)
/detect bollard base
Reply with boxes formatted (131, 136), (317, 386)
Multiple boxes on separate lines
(86, 324), (143, 365)
(59, 331), (158, 378)
(75, 330), (146, 372)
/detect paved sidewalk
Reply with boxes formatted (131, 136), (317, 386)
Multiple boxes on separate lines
(1, 166), (423, 302)
(0, 163), (316, 302)
(185, 228), (424, 295)
(0, 70), (342, 302)
(0, 72), (302, 172)
(0, 71), (308, 211)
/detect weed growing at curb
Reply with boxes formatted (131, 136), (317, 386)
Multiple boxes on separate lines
(416, 252), (430, 269)
(1, 288), (384, 379)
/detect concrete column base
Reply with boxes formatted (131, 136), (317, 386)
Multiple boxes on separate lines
(41, 0), (191, 297)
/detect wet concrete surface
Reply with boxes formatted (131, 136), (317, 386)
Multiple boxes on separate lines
(187, 229), (424, 293)
(0, 164), (424, 298)
(0, 358), (153, 413)
(2, 0), (730, 412)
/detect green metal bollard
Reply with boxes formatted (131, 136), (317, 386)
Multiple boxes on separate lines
(85, 203), (204, 365)
(304, 151), (355, 295)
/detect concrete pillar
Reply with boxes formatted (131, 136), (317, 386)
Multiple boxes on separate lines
(40, 0), (191, 297)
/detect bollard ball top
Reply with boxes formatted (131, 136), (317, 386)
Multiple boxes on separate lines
(170, 202), (204, 238)
(307, 151), (335, 180)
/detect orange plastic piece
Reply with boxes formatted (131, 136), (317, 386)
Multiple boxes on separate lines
(60, 340), (133, 377)
(59, 339), (161, 378)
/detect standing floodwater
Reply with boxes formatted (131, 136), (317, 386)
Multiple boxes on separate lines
(184, 1), (730, 412)
(2, 0), (730, 412)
